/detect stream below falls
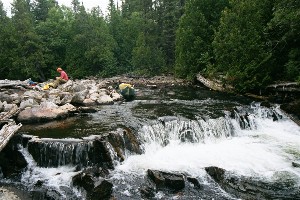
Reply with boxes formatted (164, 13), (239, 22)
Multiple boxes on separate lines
(1, 85), (300, 199)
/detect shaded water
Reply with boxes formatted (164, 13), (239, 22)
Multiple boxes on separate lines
(5, 86), (300, 199)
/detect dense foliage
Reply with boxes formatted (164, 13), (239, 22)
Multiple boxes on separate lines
(0, 0), (299, 92)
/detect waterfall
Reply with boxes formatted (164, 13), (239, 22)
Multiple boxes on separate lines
(138, 103), (285, 146)
(26, 137), (117, 168)
(115, 104), (300, 179)
(140, 116), (234, 145)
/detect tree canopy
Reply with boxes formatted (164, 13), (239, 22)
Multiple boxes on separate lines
(0, 0), (299, 93)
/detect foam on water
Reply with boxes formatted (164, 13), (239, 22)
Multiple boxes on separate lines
(18, 146), (83, 198)
(115, 110), (300, 180)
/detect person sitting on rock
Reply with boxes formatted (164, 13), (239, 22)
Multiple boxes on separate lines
(53, 67), (69, 88)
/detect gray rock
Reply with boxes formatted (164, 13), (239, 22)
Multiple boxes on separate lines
(17, 102), (76, 123)
(72, 84), (86, 93)
(3, 103), (18, 112)
(96, 95), (114, 105)
(83, 99), (97, 106)
(10, 93), (21, 104)
(23, 90), (44, 102)
(0, 101), (3, 112)
(71, 90), (88, 104)
(0, 92), (13, 103)
(19, 99), (39, 110)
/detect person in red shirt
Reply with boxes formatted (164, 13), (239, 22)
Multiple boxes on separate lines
(53, 67), (69, 88)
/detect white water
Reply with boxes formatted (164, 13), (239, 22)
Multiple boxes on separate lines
(18, 146), (84, 199)
(114, 107), (300, 181)
(12, 105), (300, 199)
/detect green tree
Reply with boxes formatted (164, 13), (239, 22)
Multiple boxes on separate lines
(175, 0), (228, 80)
(0, 1), (15, 79)
(267, 0), (300, 81)
(11, 0), (47, 81)
(159, 0), (179, 70)
(107, 0), (128, 70)
(32, 0), (56, 22)
(35, 5), (71, 78)
(213, 0), (273, 92)
(86, 7), (117, 77)
(132, 32), (165, 75)
(65, 4), (116, 78)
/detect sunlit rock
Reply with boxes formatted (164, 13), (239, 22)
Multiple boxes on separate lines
(96, 95), (113, 105)
(83, 99), (97, 106)
(23, 90), (44, 102)
(19, 99), (39, 110)
(17, 102), (76, 123)
(110, 92), (122, 101)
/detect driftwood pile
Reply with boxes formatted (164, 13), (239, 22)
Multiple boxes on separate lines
(0, 106), (22, 151)
(0, 80), (27, 151)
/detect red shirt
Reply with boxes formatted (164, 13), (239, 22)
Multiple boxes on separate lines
(60, 70), (69, 81)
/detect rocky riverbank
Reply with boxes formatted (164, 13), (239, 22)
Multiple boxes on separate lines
(0, 75), (189, 124)
(0, 76), (299, 199)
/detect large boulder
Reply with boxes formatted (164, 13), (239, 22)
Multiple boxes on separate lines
(17, 102), (76, 123)
(96, 95), (114, 105)
(110, 92), (122, 101)
(60, 93), (73, 105)
(72, 172), (95, 192)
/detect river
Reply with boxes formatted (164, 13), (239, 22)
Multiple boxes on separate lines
(1, 85), (300, 199)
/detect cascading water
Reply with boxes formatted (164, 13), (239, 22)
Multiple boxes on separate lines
(1, 86), (299, 199)
(110, 102), (300, 199)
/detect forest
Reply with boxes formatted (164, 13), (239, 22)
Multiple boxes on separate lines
(0, 0), (299, 93)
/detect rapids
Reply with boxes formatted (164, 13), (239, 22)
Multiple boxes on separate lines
(1, 85), (300, 199)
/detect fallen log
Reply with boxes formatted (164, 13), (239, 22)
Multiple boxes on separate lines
(266, 82), (300, 92)
(0, 106), (22, 152)
(0, 107), (20, 120)
(0, 121), (22, 152)
(0, 79), (30, 90)
(196, 73), (234, 92)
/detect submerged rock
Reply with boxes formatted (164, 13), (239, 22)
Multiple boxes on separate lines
(147, 169), (185, 192)
(205, 166), (300, 200)
(292, 161), (300, 168)
(89, 180), (113, 200)
(72, 172), (95, 192)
